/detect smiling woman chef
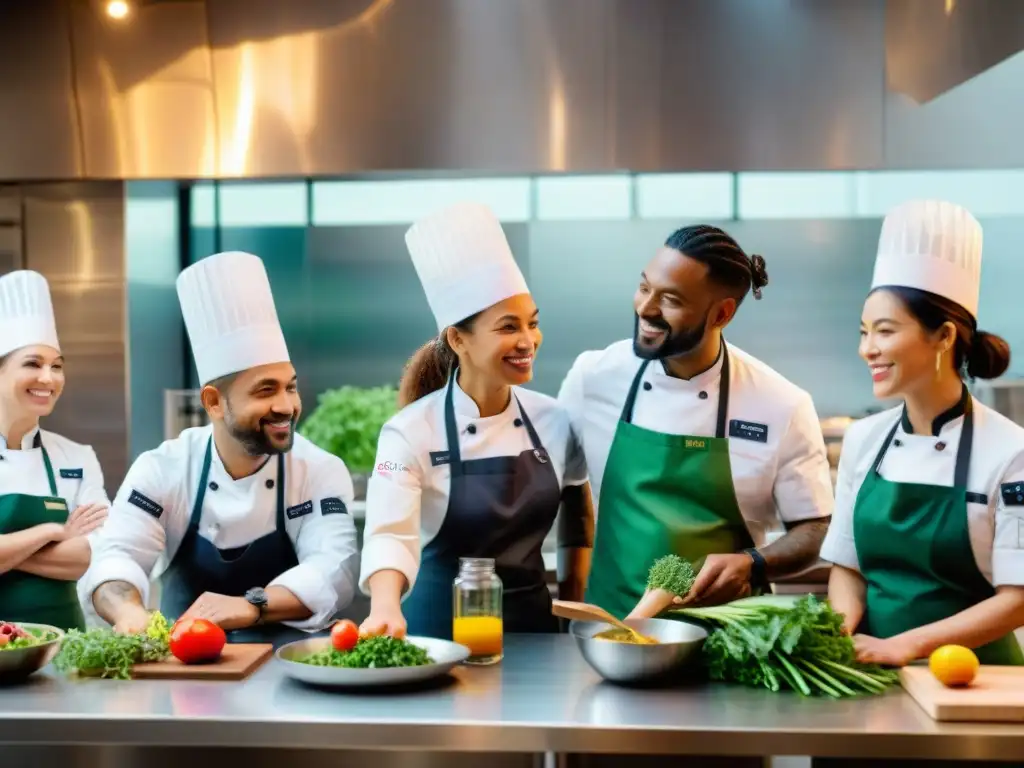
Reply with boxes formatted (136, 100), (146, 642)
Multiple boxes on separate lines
(559, 226), (835, 620)
(822, 200), (1024, 668)
(0, 271), (109, 630)
(359, 202), (593, 640)
(79, 252), (359, 644)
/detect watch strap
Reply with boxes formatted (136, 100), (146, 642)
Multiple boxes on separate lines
(743, 548), (768, 590)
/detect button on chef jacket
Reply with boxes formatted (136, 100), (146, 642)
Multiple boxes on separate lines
(0, 427), (109, 510)
(359, 382), (589, 595)
(821, 398), (1024, 587)
(79, 424), (360, 630)
(557, 339), (834, 544)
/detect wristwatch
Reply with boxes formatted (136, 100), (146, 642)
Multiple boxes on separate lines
(244, 587), (268, 625)
(742, 548), (769, 591)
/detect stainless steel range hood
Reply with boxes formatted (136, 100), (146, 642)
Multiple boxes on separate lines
(2, 0), (1022, 180)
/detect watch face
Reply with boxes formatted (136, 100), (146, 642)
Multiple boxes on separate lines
(245, 587), (268, 606)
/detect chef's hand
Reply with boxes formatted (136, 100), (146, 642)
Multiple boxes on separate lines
(678, 553), (753, 608)
(112, 605), (152, 635)
(853, 634), (918, 667)
(183, 592), (259, 631)
(360, 601), (407, 639)
(60, 503), (109, 540)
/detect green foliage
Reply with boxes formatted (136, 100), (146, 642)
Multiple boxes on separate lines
(646, 555), (697, 597)
(297, 635), (434, 669)
(672, 595), (900, 698)
(53, 611), (172, 680)
(299, 385), (399, 474)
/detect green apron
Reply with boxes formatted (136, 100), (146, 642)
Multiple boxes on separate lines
(852, 395), (1024, 666)
(585, 344), (756, 619)
(0, 436), (85, 631)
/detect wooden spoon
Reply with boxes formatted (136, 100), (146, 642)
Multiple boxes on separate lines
(551, 600), (658, 644)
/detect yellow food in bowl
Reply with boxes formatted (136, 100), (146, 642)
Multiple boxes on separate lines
(593, 627), (660, 645)
(929, 644), (979, 687)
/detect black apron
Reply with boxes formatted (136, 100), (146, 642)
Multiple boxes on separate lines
(0, 433), (85, 630)
(403, 373), (563, 639)
(159, 438), (307, 646)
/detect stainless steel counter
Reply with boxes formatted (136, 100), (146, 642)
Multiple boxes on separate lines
(1, 635), (1023, 763)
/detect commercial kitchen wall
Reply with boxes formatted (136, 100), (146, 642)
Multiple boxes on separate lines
(180, 172), (1024, 427)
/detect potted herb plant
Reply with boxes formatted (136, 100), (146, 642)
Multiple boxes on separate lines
(299, 384), (399, 500)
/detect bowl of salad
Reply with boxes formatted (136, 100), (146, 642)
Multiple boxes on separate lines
(0, 620), (64, 684)
(275, 620), (470, 688)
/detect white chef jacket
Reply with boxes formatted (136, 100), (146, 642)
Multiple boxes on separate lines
(820, 397), (1024, 587)
(557, 339), (834, 546)
(358, 381), (589, 597)
(0, 427), (110, 510)
(78, 425), (360, 631)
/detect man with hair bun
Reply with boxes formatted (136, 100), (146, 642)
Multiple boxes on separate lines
(824, 199), (1024, 668)
(560, 225), (834, 619)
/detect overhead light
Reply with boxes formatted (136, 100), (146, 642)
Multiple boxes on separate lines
(106, 0), (130, 19)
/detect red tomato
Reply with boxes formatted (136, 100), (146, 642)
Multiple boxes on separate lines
(169, 618), (227, 664)
(331, 619), (359, 652)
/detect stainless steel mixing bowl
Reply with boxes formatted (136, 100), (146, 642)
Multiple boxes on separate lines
(570, 617), (708, 685)
(0, 623), (64, 684)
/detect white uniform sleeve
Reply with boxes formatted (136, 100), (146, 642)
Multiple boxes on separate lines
(772, 392), (835, 524)
(77, 453), (170, 619)
(991, 451), (1024, 587)
(556, 352), (590, 444)
(269, 454), (359, 631)
(563, 416), (588, 487)
(819, 422), (863, 571)
(358, 423), (423, 599)
(77, 446), (112, 509)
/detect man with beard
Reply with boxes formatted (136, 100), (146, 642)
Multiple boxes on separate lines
(79, 251), (359, 644)
(557, 225), (833, 619)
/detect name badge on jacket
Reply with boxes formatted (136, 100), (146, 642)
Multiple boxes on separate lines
(286, 500), (314, 520)
(59, 468), (84, 479)
(430, 451), (451, 467)
(729, 420), (769, 444)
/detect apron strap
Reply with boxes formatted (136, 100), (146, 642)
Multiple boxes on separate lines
(620, 342), (731, 440)
(190, 438), (215, 527)
(512, 394), (550, 464)
(953, 395), (974, 489)
(273, 452), (287, 530)
(443, 369), (464, 476)
(870, 394), (975, 489)
(33, 432), (58, 497)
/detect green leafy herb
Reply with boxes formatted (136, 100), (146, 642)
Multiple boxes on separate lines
(299, 385), (399, 474)
(53, 611), (173, 680)
(647, 555), (697, 597)
(297, 635), (433, 669)
(670, 595), (899, 698)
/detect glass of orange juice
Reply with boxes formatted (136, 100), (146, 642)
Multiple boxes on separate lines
(452, 557), (503, 665)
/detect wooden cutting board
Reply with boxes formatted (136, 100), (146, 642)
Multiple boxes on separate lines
(900, 665), (1024, 722)
(131, 643), (273, 680)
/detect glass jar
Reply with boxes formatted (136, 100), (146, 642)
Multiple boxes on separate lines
(452, 557), (503, 665)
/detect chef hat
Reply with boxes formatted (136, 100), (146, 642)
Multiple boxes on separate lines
(871, 199), (983, 318)
(176, 251), (290, 385)
(0, 270), (60, 358)
(405, 202), (529, 332)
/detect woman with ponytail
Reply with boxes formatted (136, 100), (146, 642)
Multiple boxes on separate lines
(357, 202), (593, 643)
(822, 199), (1024, 669)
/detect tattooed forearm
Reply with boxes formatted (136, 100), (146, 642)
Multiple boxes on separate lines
(92, 580), (145, 624)
(759, 518), (830, 579)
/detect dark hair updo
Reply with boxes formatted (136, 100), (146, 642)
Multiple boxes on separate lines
(878, 286), (1010, 380)
(664, 225), (769, 304)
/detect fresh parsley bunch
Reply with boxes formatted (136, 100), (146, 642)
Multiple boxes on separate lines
(53, 611), (172, 680)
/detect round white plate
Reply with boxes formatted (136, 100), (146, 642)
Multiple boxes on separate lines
(275, 635), (470, 687)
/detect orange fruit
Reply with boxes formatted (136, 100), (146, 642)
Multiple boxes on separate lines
(928, 645), (979, 687)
